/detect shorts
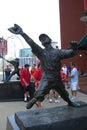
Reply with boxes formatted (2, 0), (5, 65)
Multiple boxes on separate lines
(22, 82), (35, 98)
(22, 86), (30, 93)
(70, 82), (78, 91)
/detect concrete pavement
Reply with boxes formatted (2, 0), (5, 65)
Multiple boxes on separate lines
(0, 88), (87, 130)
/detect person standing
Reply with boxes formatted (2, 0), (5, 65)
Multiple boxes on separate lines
(62, 64), (68, 75)
(4, 65), (11, 81)
(32, 61), (43, 90)
(29, 64), (36, 94)
(49, 89), (61, 103)
(69, 62), (79, 100)
(20, 64), (31, 102)
(31, 61), (43, 108)
(60, 69), (69, 89)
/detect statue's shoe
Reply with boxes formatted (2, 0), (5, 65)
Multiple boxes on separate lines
(26, 98), (37, 109)
(68, 101), (81, 107)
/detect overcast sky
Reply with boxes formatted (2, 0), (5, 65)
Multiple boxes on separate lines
(0, 0), (61, 57)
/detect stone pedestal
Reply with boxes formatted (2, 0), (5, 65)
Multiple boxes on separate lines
(0, 81), (23, 101)
(6, 101), (87, 130)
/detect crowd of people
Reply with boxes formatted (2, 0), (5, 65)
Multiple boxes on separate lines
(15, 60), (79, 109)
(19, 61), (43, 108)
(3, 51), (80, 109)
(3, 57), (80, 109)
(1, 59), (80, 110)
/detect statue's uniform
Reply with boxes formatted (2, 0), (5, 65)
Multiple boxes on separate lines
(22, 33), (77, 104)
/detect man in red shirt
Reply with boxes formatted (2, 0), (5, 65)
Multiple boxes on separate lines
(20, 64), (32, 102)
(31, 61), (43, 108)
(32, 61), (43, 90)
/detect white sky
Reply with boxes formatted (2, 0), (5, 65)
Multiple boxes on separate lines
(0, 0), (61, 58)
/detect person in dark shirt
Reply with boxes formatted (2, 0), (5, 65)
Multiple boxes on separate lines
(4, 65), (11, 81)
(8, 24), (80, 109)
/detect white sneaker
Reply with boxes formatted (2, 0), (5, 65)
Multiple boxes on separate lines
(49, 99), (53, 103)
(24, 97), (27, 102)
(71, 96), (76, 101)
(58, 96), (61, 98)
(55, 99), (61, 103)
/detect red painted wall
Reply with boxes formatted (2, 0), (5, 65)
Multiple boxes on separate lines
(0, 40), (8, 55)
(59, 0), (87, 72)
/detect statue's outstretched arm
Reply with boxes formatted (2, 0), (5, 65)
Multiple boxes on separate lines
(8, 24), (35, 48)
(69, 41), (79, 50)
(60, 41), (79, 59)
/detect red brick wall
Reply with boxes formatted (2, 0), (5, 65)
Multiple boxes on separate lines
(59, 0), (87, 72)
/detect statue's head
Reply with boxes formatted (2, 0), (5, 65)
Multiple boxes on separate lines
(39, 34), (51, 47)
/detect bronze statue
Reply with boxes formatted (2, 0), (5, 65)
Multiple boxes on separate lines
(8, 24), (80, 109)
(0, 55), (20, 82)
(6, 58), (20, 81)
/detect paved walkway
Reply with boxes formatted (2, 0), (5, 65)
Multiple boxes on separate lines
(0, 88), (87, 130)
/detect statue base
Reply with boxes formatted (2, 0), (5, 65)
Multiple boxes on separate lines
(0, 81), (23, 101)
(6, 101), (87, 130)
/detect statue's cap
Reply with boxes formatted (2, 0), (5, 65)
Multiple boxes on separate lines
(39, 34), (51, 42)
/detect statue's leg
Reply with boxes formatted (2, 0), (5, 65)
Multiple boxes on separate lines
(16, 69), (20, 80)
(55, 81), (80, 107)
(26, 79), (49, 109)
(17, 69), (20, 77)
